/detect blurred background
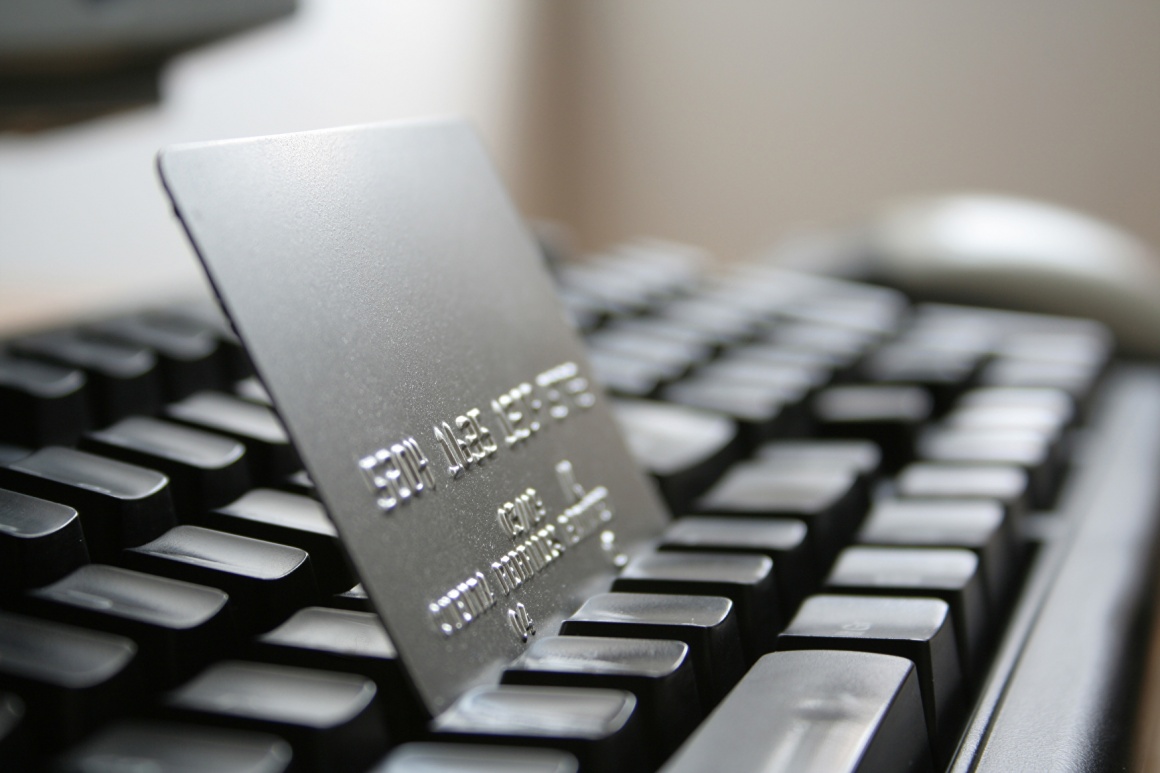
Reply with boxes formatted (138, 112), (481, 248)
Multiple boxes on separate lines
(2, 0), (1160, 327)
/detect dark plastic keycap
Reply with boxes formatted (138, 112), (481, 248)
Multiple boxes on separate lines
(81, 416), (250, 518)
(917, 425), (1061, 508)
(328, 582), (372, 612)
(587, 349), (683, 398)
(813, 385), (932, 472)
(896, 462), (1029, 525)
(0, 692), (29, 772)
(858, 498), (1018, 610)
(611, 398), (743, 513)
(771, 321), (878, 363)
(12, 331), (161, 424)
(944, 401), (1070, 435)
(55, 721), (294, 773)
(0, 353), (90, 446)
(201, 489), (351, 593)
(587, 328), (712, 375)
(981, 357), (1102, 413)
(693, 461), (863, 565)
(0, 487), (88, 591)
(28, 564), (233, 684)
(0, 447), (176, 561)
(504, 635), (699, 763)
(561, 593), (744, 710)
(252, 606), (423, 740)
(429, 685), (645, 773)
(777, 594), (964, 757)
(660, 650), (932, 773)
(159, 304), (255, 381)
(282, 469), (318, 497)
(661, 516), (812, 613)
(661, 377), (797, 447)
(825, 546), (988, 676)
(957, 386), (1074, 427)
(861, 343), (983, 413)
(0, 610), (142, 748)
(86, 314), (226, 399)
(658, 297), (765, 344)
(165, 391), (300, 482)
(376, 743), (578, 773)
(613, 551), (779, 662)
(166, 660), (386, 773)
(756, 438), (882, 479)
(122, 525), (318, 633)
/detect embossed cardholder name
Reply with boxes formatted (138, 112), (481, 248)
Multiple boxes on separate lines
(158, 121), (669, 713)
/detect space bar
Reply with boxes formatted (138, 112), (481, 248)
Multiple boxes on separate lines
(659, 649), (933, 773)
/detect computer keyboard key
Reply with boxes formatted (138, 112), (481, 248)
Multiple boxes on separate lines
(661, 378), (797, 446)
(429, 685), (645, 773)
(328, 582), (372, 612)
(957, 385), (1075, 422)
(160, 304), (256, 381)
(81, 416), (251, 518)
(166, 660), (386, 773)
(0, 447), (177, 561)
(201, 488), (351, 593)
(122, 525), (318, 633)
(660, 516), (813, 612)
(86, 314), (227, 400)
(0, 487), (88, 592)
(693, 462), (863, 565)
(503, 635), (699, 762)
(55, 721), (294, 773)
(658, 297), (766, 344)
(660, 649), (931, 773)
(857, 498), (1018, 610)
(943, 402), (1070, 435)
(895, 462), (1029, 525)
(585, 349), (680, 398)
(376, 743), (578, 773)
(586, 328), (712, 375)
(0, 692), (29, 772)
(981, 358), (1101, 415)
(917, 425), (1061, 509)
(12, 331), (162, 424)
(613, 551), (779, 662)
(770, 321), (878, 363)
(0, 610), (143, 748)
(27, 564), (234, 684)
(777, 594), (964, 757)
(165, 391), (301, 482)
(861, 344), (983, 412)
(0, 354), (91, 446)
(756, 438), (882, 479)
(813, 385), (932, 472)
(611, 398), (743, 513)
(561, 593), (744, 710)
(252, 606), (423, 740)
(825, 546), (988, 677)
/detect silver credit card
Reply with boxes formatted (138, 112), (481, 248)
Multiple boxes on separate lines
(158, 120), (669, 713)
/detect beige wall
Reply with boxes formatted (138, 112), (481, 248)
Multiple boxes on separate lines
(535, 1), (1160, 260)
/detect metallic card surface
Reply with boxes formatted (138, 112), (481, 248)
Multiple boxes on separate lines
(157, 120), (669, 713)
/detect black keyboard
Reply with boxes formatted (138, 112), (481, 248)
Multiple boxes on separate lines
(3, 123), (1159, 773)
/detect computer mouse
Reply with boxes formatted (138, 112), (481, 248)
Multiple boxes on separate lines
(863, 194), (1160, 357)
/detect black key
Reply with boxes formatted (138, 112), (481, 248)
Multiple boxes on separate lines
(0, 692), (29, 772)
(12, 331), (161, 424)
(896, 462), (1029, 524)
(122, 525), (318, 633)
(429, 685), (646, 773)
(504, 635), (699, 763)
(253, 606), (423, 740)
(561, 592), (744, 710)
(587, 328), (712, 375)
(55, 721), (293, 773)
(861, 343), (982, 412)
(723, 341), (849, 374)
(944, 402), (1069, 435)
(377, 743), (578, 773)
(0, 353), (90, 446)
(0, 487), (88, 592)
(857, 498), (1018, 610)
(610, 398), (743, 513)
(756, 438), (882, 479)
(777, 594), (965, 758)
(813, 385), (932, 472)
(771, 321), (878, 363)
(166, 660), (387, 773)
(282, 469), (318, 497)
(587, 349), (683, 398)
(981, 358), (1101, 415)
(657, 297), (765, 344)
(236, 376), (273, 405)
(693, 462), (863, 566)
(606, 317), (721, 353)
(0, 447), (176, 561)
(917, 425), (1061, 508)
(28, 564), (234, 684)
(201, 489), (351, 593)
(159, 304), (255, 381)
(0, 610), (142, 748)
(958, 385), (1074, 423)
(661, 377), (796, 446)
(166, 391), (300, 482)
(81, 416), (251, 518)
(660, 516), (813, 612)
(86, 314), (226, 399)
(660, 650), (932, 773)
(613, 551), (779, 662)
(825, 546), (988, 677)
(328, 582), (372, 612)
(697, 357), (826, 393)
(0, 444), (29, 466)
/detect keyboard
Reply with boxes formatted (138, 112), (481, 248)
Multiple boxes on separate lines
(2, 121), (1159, 772)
